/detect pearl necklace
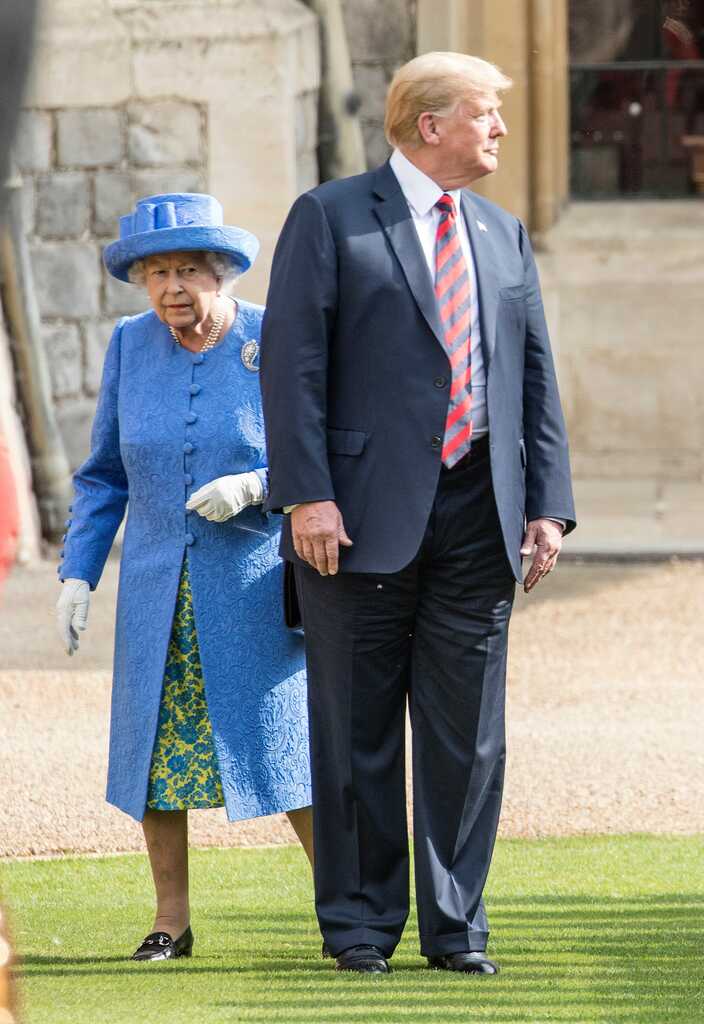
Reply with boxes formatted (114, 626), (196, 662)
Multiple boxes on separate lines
(169, 307), (227, 353)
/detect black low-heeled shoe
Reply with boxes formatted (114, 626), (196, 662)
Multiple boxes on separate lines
(131, 926), (194, 962)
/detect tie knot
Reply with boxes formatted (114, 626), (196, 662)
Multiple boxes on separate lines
(436, 194), (455, 216)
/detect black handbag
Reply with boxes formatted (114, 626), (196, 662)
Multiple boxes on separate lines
(283, 561), (303, 630)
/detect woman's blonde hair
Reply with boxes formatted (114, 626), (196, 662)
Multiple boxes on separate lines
(384, 52), (513, 148)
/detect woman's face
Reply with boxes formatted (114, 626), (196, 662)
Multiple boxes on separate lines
(144, 252), (220, 331)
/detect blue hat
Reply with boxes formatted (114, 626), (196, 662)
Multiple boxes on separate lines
(102, 193), (260, 282)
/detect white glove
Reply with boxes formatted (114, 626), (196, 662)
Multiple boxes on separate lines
(56, 579), (91, 656)
(185, 472), (265, 523)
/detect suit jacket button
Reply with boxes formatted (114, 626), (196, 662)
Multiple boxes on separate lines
(185, 533), (195, 546)
(186, 412), (197, 424)
(189, 384), (201, 395)
(431, 435), (442, 448)
(434, 377), (447, 388)
(183, 442), (194, 454)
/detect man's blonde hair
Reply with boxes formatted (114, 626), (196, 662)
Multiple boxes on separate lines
(384, 52), (513, 148)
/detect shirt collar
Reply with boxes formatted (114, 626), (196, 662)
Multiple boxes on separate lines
(389, 148), (463, 217)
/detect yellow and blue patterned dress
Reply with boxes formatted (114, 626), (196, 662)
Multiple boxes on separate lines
(147, 558), (224, 810)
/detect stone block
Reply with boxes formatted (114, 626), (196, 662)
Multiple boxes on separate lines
(296, 151), (319, 195)
(26, 3), (131, 108)
(31, 243), (101, 318)
(568, 347), (657, 454)
(361, 121), (391, 169)
(103, 270), (150, 317)
(57, 109), (124, 168)
(295, 91), (318, 155)
(42, 324), (82, 400)
(342, 0), (415, 63)
(127, 101), (202, 166)
(14, 111), (52, 172)
(56, 399), (98, 473)
(21, 181), (36, 236)
(83, 319), (115, 396)
(36, 173), (90, 239)
(290, 17), (321, 95)
(350, 63), (389, 125)
(94, 171), (132, 237)
(131, 168), (204, 202)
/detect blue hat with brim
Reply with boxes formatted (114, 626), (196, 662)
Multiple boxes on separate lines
(103, 193), (260, 282)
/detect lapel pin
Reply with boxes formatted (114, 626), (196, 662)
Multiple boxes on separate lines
(477, 220), (488, 233)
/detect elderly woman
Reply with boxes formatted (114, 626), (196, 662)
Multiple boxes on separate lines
(56, 193), (312, 961)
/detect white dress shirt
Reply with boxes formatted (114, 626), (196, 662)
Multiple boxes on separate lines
(389, 147), (487, 437)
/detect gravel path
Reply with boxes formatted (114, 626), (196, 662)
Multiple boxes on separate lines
(1, 559), (702, 858)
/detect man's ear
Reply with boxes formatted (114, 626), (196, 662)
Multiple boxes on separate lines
(417, 111), (441, 146)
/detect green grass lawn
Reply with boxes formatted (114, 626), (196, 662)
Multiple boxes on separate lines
(2, 835), (703, 1023)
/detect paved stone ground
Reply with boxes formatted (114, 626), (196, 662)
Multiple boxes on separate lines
(1, 558), (702, 858)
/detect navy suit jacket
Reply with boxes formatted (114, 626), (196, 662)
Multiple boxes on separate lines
(260, 161), (575, 582)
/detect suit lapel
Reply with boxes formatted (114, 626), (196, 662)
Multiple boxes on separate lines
(372, 165), (445, 349)
(461, 190), (499, 370)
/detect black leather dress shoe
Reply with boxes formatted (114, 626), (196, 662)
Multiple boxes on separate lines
(335, 944), (390, 973)
(427, 951), (498, 974)
(131, 926), (194, 961)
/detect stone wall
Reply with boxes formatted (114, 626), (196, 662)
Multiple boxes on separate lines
(538, 201), (704, 487)
(17, 101), (209, 469)
(341, 0), (417, 168)
(14, 0), (319, 473)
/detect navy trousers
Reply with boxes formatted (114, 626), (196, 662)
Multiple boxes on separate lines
(295, 438), (516, 957)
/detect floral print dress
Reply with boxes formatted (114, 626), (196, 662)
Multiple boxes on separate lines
(147, 557), (224, 810)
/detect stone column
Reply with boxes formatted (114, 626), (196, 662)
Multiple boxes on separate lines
(530, 0), (570, 237)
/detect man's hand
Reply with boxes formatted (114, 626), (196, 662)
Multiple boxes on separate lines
(291, 501), (353, 576)
(520, 518), (563, 593)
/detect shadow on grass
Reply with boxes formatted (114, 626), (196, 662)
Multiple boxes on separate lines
(17, 894), (704, 1022)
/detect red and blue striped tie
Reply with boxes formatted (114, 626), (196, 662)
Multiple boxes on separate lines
(434, 193), (473, 468)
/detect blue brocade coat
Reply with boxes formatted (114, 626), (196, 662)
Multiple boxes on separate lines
(59, 300), (311, 822)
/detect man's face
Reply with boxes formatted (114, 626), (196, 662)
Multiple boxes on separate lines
(434, 91), (508, 187)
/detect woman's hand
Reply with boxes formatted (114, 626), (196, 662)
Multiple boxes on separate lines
(185, 472), (265, 523)
(56, 579), (91, 656)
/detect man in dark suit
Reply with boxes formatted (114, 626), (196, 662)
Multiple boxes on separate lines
(260, 51), (575, 975)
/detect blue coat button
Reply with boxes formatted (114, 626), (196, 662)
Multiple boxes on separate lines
(186, 412), (197, 424)
(184, 473), (193, 485)
(194, 353), (205, 364)
(183, 442), (194, 454)
(64, 519), (72, 528)
(189, 384), (201, 395)
(185, 532), (195, 546)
